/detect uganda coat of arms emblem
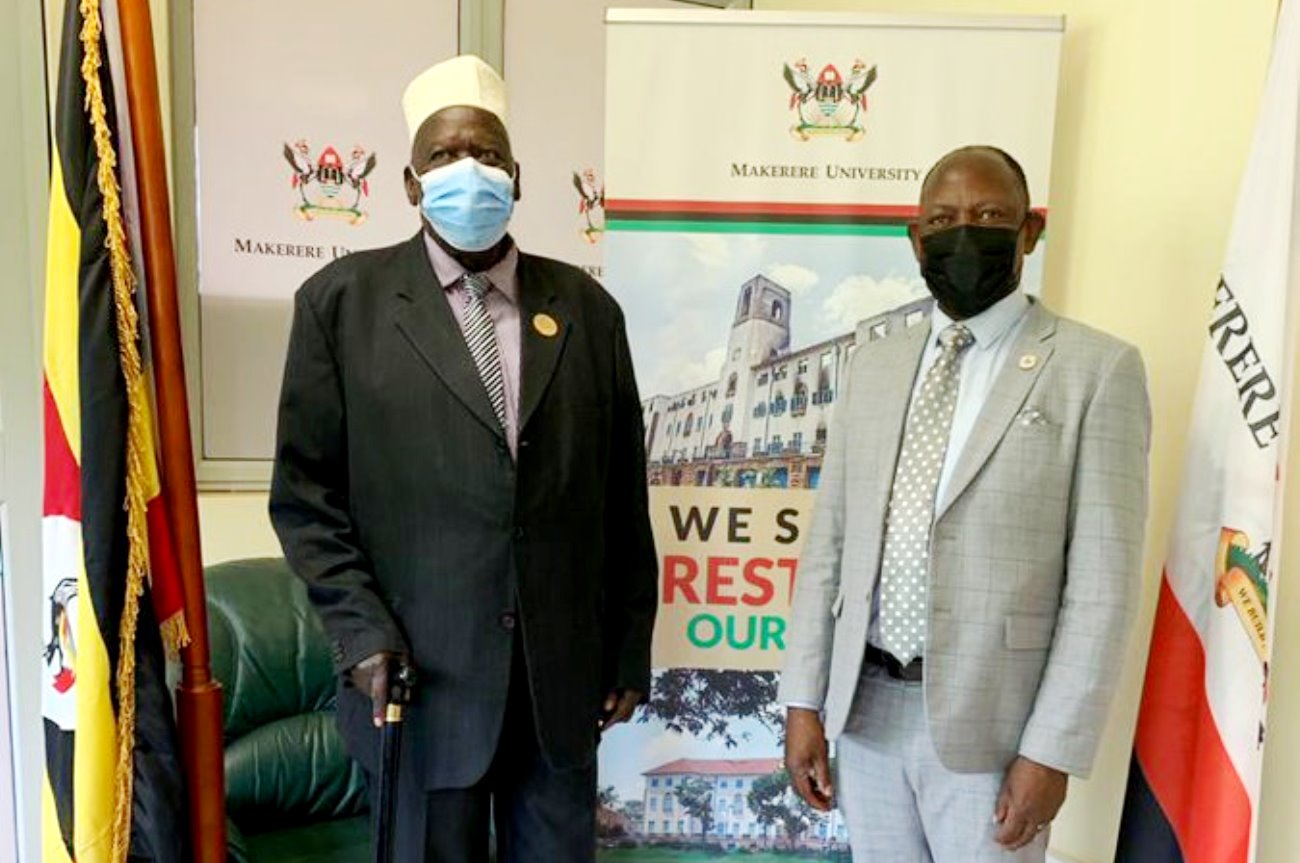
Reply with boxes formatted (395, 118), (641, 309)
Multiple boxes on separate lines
(783, 58), (878, 141)
(282, 139), (377, 224)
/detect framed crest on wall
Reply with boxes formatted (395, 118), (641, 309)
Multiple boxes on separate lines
(177, 0), (458, 484)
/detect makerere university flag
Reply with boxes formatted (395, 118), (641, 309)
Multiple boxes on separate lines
(1116, 2), (1299, 862)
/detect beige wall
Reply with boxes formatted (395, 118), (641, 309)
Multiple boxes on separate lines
(42, 0), (1296, 860)
(192, 1), (1300, 857)
(197, 3), (1300, 861)
(754, 1), (1294, 862)
(198, 494), (280, 565)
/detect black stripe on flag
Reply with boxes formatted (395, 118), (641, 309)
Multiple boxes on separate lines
(1115, 752), (1184, 863)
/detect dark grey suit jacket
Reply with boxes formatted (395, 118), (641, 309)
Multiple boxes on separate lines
(269, 233), (657, 789)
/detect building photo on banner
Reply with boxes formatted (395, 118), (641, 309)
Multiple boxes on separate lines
(596, 10), (1061, 859)
(189, 0), (457, 465)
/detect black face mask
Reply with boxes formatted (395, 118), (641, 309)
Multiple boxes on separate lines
(919, 224), (1022, 319)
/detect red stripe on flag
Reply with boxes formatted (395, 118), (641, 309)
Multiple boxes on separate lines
(42, 379), (80, 521)
(145, 493), (186, 628)
(1133, 573), (1252, 863)
(604, 199), (1051, 219)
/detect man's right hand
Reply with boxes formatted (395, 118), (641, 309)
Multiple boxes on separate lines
(348, 652), (400, 728)
(785, 707), (834, 811)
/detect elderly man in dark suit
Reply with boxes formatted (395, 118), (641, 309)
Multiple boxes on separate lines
(269, 54), (658, 863)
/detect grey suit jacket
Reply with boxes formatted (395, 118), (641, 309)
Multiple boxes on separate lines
(778, 300), (1151, 777)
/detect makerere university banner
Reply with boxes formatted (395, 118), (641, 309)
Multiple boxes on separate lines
(596, 9), (1062, 856)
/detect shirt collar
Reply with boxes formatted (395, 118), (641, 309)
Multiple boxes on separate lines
(422, 231), (520, 304)
(929, 289), (1030, 352)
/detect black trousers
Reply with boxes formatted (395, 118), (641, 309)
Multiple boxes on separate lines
(371, 638), (597, 863)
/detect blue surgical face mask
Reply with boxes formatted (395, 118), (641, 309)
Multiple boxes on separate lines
(413, 157), (516, 252)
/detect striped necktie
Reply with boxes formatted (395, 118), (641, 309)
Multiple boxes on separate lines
(459, 273), (507, 430)
(878, 323), (975, 664)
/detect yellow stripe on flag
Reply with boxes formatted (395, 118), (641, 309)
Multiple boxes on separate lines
(73, 556), (117, 863)
(42, 776), (75, 863)
(132, 375), (162, 501)
(44, 152), (82, 464)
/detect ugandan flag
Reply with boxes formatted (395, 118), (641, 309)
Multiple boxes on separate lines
(42, 0), (189, 860)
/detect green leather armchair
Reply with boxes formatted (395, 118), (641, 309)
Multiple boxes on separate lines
(206, 558), (370, 863)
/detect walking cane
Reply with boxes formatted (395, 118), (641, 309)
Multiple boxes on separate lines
(374, 660), (417, 863)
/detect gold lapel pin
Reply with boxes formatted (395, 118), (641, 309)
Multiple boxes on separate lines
(1018, 354), (1039, 371)
(533, 313), (559, 338)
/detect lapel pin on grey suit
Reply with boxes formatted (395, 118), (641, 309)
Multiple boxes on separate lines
(1017, 407), (1050, 426)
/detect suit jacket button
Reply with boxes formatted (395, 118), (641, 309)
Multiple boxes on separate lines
(514, 526), (525, 540)
(500, 613), (517, 631)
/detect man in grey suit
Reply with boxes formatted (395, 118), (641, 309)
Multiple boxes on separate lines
(779, 146), (1150, 862)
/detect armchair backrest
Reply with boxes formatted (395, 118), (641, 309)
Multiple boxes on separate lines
(206, 558), (366, 830)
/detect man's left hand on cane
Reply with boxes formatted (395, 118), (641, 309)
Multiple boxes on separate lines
(994, 756), (1068, 850)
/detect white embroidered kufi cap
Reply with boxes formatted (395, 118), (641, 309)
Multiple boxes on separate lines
(401, 54), (508, 143)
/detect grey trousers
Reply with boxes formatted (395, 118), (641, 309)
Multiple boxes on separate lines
(836, 665), (1049, 863)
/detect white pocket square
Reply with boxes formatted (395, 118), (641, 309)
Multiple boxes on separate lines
(1016, 407), (1052, 427)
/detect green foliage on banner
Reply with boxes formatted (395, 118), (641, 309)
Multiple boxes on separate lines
(640, 670), (783, 747)
(747, 770), (813, 851)
(673, 777), (717, 840)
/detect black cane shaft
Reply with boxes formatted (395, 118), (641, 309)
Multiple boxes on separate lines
(374, 662), (416, 863)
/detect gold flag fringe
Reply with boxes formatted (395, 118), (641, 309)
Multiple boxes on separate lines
(79, 2), (152, 860)
(159, 612), (192, 660)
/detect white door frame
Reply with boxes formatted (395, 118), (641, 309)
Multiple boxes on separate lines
(0, 0), (55, 857)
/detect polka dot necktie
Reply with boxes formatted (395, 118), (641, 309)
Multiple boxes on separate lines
(878, 323), (975, 665)
(460, 273), (507, 431)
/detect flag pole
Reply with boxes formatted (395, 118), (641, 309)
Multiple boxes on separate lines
(115, 1), (227, 860)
